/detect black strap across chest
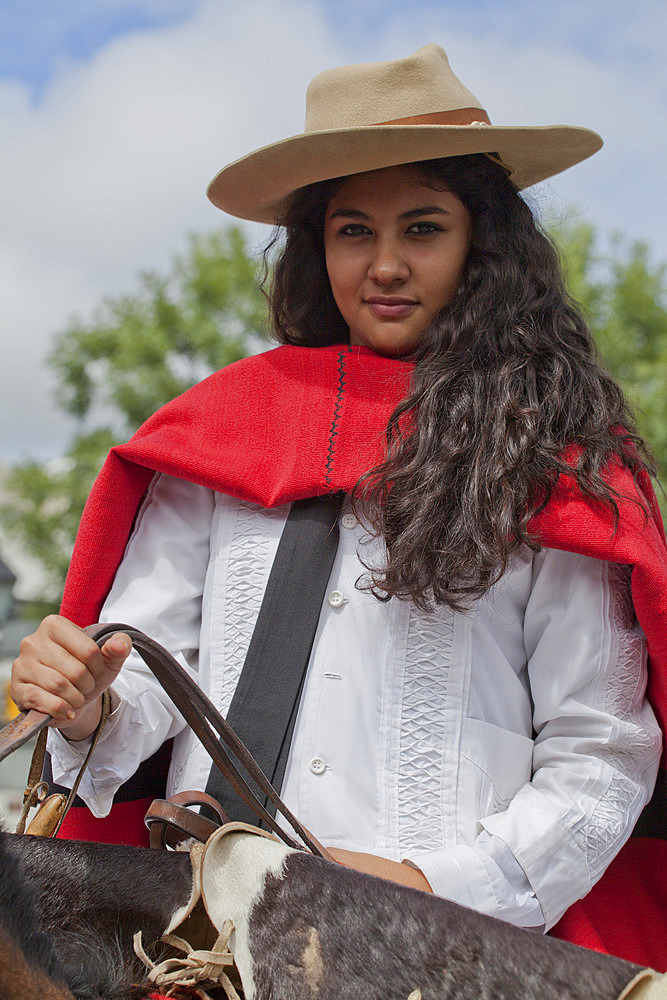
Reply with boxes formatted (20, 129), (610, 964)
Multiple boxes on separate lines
(205, 493), (344, 823)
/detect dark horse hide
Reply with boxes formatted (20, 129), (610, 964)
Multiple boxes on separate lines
(0, 824), (661, 1000)
(0, 831), (193, 1000)
(199, 826), (657, 1000)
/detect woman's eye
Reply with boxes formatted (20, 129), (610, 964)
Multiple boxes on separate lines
(338, 223), (370, 237)
(407, 222), (442, 235)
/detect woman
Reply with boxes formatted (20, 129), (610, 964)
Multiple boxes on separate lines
(11, 45), (667, 963)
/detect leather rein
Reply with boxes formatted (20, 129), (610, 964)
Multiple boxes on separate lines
(0, 624), (328, 858)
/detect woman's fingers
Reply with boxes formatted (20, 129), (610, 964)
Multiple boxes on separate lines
(14, 678), (83, 722)
(10, 616), (132, 721)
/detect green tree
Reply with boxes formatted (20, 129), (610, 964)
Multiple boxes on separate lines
(1, 430), (118, 615)
(1, 226), (267, 608)
(52, 226), (267, 434)
(552, 221), (667, 493)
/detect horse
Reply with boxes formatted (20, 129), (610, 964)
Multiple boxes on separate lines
(0, 829), (193, 999)
(1, 821), (664, 1000)
(1, 626), (664, 999)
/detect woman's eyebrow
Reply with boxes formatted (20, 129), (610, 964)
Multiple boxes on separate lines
(328, 205), (452, 221)
(328, 207), (369, 221)
(400, 206), (452, 219)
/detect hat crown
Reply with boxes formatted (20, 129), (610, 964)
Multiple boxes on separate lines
(207, 43), (603, 223)
(304, 44), (485, 132)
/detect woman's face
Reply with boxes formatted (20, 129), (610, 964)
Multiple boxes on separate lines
(323, 166), (471, 356)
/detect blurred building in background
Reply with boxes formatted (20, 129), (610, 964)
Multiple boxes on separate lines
(0, 551), (41, 826)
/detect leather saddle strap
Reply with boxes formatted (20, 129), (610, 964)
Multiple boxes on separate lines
(145, 791), (228, 849)
(85, 623), (327, 855)
(11, 688), (111, 836)
(0, 709), (49, 765)
(51, 688), (113, 835)
(206, 493), (344, 824)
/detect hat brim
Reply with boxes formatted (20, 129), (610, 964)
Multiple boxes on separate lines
(207, 123), (603, 224)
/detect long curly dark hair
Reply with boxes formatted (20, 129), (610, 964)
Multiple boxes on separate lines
(265, 154), (655, 611)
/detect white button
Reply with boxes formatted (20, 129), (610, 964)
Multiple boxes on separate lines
(341, 513), (356, 529)
(327, 589), (345, 608)
(309, 757), (326, 775)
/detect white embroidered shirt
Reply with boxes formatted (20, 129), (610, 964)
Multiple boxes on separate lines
(49, 472), (661, 931)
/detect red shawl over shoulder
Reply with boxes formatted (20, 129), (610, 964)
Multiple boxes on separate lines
(59, 344), (667, 969)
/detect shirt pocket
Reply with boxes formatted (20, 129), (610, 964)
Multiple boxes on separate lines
(457, 718), (534, 842)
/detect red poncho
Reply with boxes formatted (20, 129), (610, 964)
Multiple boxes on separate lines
(59, 344), (667, 969)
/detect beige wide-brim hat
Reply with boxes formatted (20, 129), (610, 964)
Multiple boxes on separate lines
(207, 44), (602, 225)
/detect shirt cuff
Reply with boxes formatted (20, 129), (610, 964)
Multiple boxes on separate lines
(405, 832), (545, 930)
(47, 688), (139, 818)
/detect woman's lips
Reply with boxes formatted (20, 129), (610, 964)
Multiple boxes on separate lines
(364, 296), (417, 318)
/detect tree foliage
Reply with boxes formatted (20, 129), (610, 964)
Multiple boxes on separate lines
(51, 226), (267, 433)
(1, 226), (267, 606)
(552, 221), (667, 488)
(1, 430), (117, 605)
(1, 219), (665, 607)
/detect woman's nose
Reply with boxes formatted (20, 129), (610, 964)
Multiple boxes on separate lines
(367, 240), (409, 285)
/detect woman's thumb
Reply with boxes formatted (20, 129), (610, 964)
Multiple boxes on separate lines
(100, 632), (132, 670)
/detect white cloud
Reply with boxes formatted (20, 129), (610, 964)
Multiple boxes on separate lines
(350, 7), (666, 247)
(0, 0), (341, 460)
(1, 1), (334, 274)
(0, 0), (664, 465)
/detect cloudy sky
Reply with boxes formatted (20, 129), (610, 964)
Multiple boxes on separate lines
(1, 0), (665, 463)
